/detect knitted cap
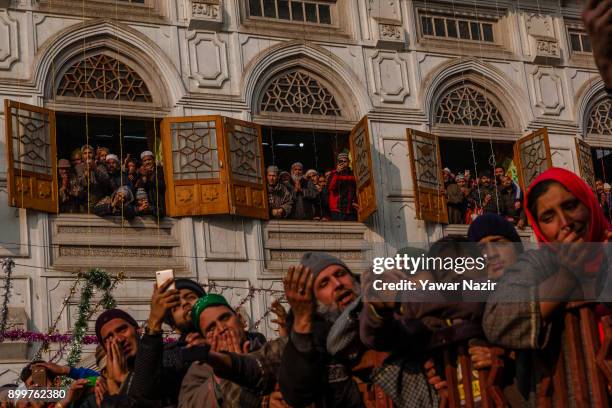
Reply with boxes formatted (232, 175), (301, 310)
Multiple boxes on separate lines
(467, 213), (522, 245)
(58, 159), (70, 168)
(337, 152), (349, 161)
(163, 279), (206, 327)
(300, 252), (350, 279)
(136, 188), (148, 200)
(95, 309), (138, 344)
(191, 294), (232, 333)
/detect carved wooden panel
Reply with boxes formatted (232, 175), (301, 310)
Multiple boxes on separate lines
(514, 128), (552, 192)
(4, 100), (58, 213)
(407, 128), (448, 223)
(575, 138), (595, 190)
(223, 118), (268, 220)
(161, 116), (230, 217)
(350, 116), (377, 222)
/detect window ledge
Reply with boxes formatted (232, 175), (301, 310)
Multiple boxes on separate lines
(49, 213), (187, 273)
(262, 220), (371, 275)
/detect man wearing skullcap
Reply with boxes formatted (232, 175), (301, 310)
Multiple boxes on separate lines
(266, 165), (292, 219)
(179, 293), (287, 407)
(135, 150), (165, 218)
(105, 154), (123, 192)
(287, 162), (318, 219)
(328, 152), (358, 221)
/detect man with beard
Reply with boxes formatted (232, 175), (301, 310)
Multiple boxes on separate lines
(105, 154), (123, 192)
(278, 252), (369, 407)
(499, 175), (527, 228)
(287, 162), (318, 220)
(75, 144), (112, 212)
(128, 278), (206, 406)
(135, 151), (166, 218)
(266, 165), (292, 219)
(446, 174), (469, 224)
(468, 170), (504, 215)
(58, 159), (82, 213)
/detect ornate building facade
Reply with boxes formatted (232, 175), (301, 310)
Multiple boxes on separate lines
(0, 0), (609, 380)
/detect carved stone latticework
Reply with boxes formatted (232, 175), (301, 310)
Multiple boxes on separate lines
(435, 84), (506, 127)
(57, 53), (152, 102)
(260, 69), (342, 116)
(189, 0), (222, 30)
(588, 99), (612, 136)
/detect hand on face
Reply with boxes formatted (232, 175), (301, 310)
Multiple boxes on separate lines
(105, 338), (128, 385)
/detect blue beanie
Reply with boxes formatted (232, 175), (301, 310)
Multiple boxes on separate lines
(467, 213), (522, 246)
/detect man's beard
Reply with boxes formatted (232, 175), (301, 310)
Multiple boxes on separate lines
(291, 174), (301, 182)
(316, 302), (342, 322)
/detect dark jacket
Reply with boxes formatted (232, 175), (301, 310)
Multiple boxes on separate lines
(446, 183), (468, 224)
(287, 178), (318, 220)
(135, 166), (166, 218)
(468, 184), (504, 214)
(279, 312), (363, 408)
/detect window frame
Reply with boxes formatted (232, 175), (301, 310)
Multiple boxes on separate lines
(564, 19), (597, 68)
(246, 0), (335, 26)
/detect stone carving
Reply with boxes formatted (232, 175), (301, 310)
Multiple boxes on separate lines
(368, 0), (401, 22)
(187, 33), (229, 88)
(58, 226), (171, 236)
(58, 246), (173, 257)
(268, 232), (364, 240)
(587, 99), (612, 135)
(531, 66), (564, 115)
(370, 51), (410, 103)
(269, 250), (363, 261)
(436, 84), (506, 127)
(189, 0), (222, 30)
(0, 10), (19, 70)
(525, 13), (560, 64)
(377, 23), (405, 49)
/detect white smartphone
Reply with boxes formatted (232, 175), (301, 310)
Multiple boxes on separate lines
(155, 269), (175, 291)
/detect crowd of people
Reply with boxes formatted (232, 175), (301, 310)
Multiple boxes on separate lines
(4, 165), (612, 407)
(266, 152), (359, 221)
(57, 145), (165, 219)
(442, 166), (528, 227)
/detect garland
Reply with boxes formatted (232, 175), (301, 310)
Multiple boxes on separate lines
(1, 329), (177, 344)
(65, 268), (117, 368)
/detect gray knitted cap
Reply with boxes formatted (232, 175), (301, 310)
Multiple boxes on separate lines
(300, 251), (350, 278)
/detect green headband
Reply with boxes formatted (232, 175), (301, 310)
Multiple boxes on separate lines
(191, 294), (231, 332)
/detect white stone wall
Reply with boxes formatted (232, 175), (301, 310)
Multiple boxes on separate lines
(0, 0), (607, 381)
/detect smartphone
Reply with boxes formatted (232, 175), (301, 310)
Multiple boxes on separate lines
(31, 367), (47, 387)
(155, 269), (175, 291)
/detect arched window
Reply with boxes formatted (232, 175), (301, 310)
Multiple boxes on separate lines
(586, 98), (612, 136)
(259, 69), (341, 116)
(56, 53), (153, 103)
(435, 84), (506, 127)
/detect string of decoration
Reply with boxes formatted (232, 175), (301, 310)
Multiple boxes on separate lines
(0, 258), (14, 341)
(0, 329), (178, 345)
(65, 268), (117, 368)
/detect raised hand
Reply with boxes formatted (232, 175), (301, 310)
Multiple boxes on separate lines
(283, 265), (314, 334)
(147, 279), (180, 332)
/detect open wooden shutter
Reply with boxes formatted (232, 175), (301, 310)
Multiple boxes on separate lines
(4, 100), (58, 213)
(514, 128), (552, 192)
(222, 117), (268, 220)
(161, 116), (230, 217)
(349, 116), (377, 222)
(406, 128), (448, 223)
(575, 137), (596, 189)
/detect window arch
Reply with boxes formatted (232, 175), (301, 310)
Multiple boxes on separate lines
(259, 68), (342, 116)
(56, 53), (153, 103)
(586, 98), (612, 136)
(435, 83), (506, 127)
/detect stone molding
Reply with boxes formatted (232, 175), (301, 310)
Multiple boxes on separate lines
(189, 0), (222, 30)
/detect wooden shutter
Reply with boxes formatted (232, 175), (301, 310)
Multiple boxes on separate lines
(349, 116), (377, 222)
(575, 137), (596, 189)
(4, 100), (58, 213)
(222, 117), (268, 220)
(407, 128), (448, 223)
(161, 116), (230, 217)
(514, 128), (552, 192)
